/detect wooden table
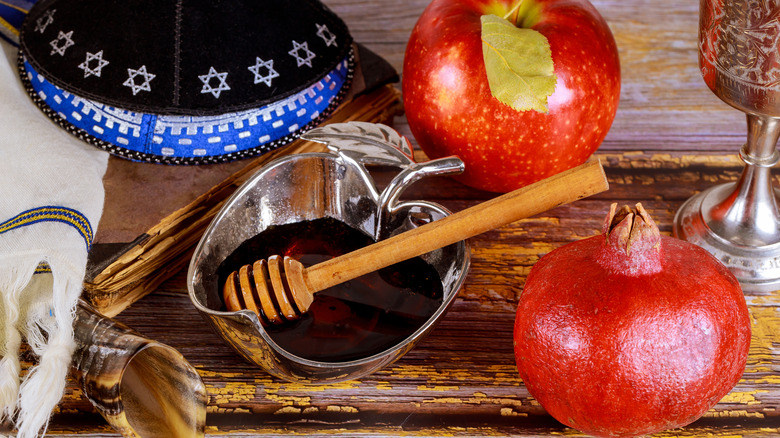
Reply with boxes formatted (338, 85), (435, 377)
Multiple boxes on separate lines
(47, 0), (780, 436)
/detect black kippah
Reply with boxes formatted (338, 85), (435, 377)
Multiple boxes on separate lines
(18, 0), (355, 164)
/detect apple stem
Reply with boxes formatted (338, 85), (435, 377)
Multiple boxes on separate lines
(502, 0), (524, 24)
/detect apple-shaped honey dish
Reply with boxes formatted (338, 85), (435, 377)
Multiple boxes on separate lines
(187, 122), (470, 384)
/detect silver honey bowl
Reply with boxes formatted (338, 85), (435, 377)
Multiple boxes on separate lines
(187, 122), (469, 383)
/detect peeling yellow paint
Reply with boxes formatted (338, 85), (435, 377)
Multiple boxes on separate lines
(669, 435), (744, 438)
(274, 406), (302, 415)
(268, 380), (360, 392)
(720, 390), (767, 405)
(422, 397), (464, 404)
(499, 407), (528, 417)
(206, 406), (252, 415)
(743, 295), (780, 377)
(375, 382), (393, 390)
(755, 375), (780, 385)
(383, 363), (523, 386)
(417, 385), (461, 391)
(263, 393), (311, 406)
(486, 364), (520, 371)
(325, 405), (359, 413)
(196, 369), (246, 378)
(421, 395), (524, 408)
(208, 381), (259, 403)
(703, 409), (764, 419)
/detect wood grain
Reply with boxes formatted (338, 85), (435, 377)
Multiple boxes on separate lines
(35, 0), (780, 436)
(36, 152), (780, 437)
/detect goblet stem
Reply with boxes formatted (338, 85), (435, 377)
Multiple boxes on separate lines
(703, 114), (780, 246)
(674, 114), (780, 292)
(746, 115), (780, 159)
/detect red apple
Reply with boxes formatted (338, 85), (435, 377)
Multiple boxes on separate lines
(402, 0), (620, 193)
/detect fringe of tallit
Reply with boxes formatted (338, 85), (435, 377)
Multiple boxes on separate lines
(0, 253), (80, 437)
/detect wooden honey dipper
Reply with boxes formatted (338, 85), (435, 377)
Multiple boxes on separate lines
(223, 158), (609, 325)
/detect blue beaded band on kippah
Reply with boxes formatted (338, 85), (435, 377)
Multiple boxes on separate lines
(19, 47), (354, 164)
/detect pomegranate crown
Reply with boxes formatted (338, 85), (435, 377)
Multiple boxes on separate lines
(603, 203), (661, 257)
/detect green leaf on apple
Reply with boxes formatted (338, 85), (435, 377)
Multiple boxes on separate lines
(481, 14), (556, 113)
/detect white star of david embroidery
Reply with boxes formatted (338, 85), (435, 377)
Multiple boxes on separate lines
(248, 57), (279, 87)
(288, 40), (315, 68)
(35, 9), (56, 33)
(78, 50), (109, 78)
(49, 30), (74, 56)
(199, 66), (230, 98)
(316, 23), (337, 47)
(123, 65), (156, 95)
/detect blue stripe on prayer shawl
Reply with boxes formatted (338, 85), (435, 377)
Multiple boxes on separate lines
(0, 206), (93, 250)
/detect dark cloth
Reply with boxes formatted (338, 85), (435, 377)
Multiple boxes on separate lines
(20, 0), (352, 116)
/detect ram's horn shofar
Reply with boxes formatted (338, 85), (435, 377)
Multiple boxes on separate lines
(72, 301), (207, 437)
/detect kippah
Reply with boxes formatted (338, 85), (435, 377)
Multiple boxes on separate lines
(18, 0), (354, 164)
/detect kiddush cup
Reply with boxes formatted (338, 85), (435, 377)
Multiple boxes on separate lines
(674, 0), (780, 292)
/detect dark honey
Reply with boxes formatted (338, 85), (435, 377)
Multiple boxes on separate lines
(217, 217), (444, 362)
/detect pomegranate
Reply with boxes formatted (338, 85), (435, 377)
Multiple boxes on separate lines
(513, 203), (751, 437)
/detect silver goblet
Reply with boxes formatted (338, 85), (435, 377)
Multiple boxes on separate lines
(674, 0), (780, 292)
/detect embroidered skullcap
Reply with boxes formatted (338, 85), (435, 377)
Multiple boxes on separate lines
(18, 0), (354, 164)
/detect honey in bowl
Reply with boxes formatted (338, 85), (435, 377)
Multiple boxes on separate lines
(217, 217), (444, 362)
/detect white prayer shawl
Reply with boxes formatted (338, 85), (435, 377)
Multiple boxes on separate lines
(0, 41), (107, 436)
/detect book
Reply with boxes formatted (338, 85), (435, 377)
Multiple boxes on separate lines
(83, 44), (403, 317)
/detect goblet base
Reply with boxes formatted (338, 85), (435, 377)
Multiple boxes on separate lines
(674, 183), (780, 293)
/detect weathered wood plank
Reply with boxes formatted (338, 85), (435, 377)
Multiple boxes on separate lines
(41, 158), (779, 436)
